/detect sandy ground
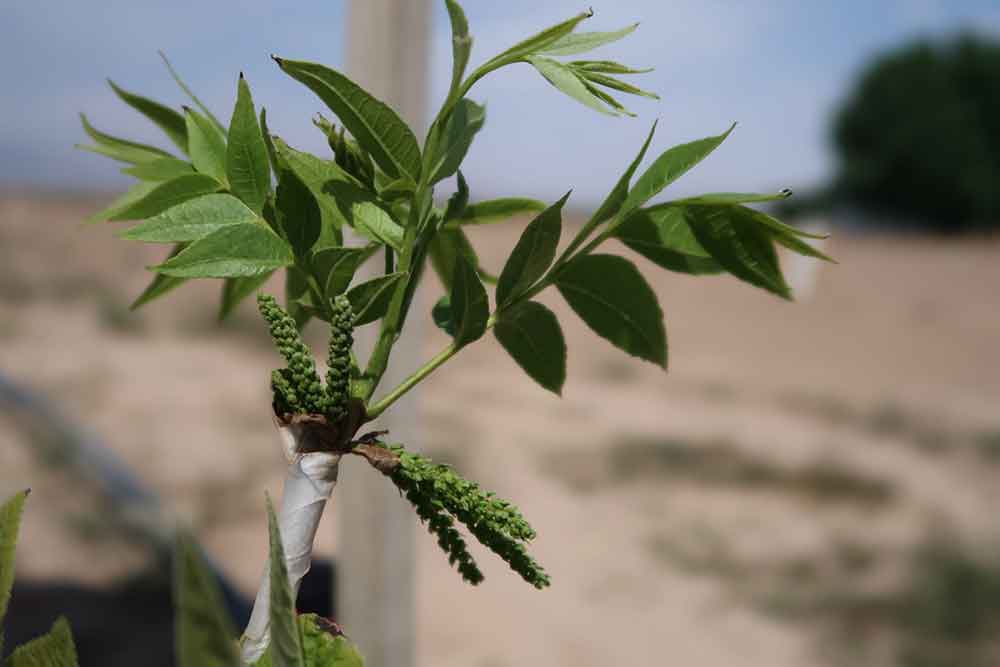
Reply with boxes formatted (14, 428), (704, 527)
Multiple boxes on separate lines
(1, 192), (999, 666)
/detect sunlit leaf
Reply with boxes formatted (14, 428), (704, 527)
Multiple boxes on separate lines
(478, 10), (592, 73)
(109, 174), (222, 221)
(526, 56), (618, 116)
(618, 123), (736, 222)
(226, 75), (271, 215)
(540, 23), (638, 57)
(275, 57), (421, 182)
(155, 223), (293, 278)
(445, 0), (472, 96)
(118, 193), (258, 243)
(185, 107), (228, 184)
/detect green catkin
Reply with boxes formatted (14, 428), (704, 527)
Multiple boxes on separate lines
(257, 294), (326, 415)
(325, 295), (354, 422)
(389, 446), (549, 588)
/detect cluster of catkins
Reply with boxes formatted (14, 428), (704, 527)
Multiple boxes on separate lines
(388, 446), (550, 589)
(257, 293), (353, 422)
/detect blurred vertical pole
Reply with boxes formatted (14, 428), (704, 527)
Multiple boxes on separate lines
(339, 2), (431, 667)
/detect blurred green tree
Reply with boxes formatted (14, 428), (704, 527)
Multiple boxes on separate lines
(832, 33), (1000, 232)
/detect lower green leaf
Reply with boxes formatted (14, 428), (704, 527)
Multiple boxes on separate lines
(6, 617), (78, 667)
(118, 193), (259, 243)
(85, 181), (158, 225)
(431, 295), (456, 336)
(312, 245), (378, 299)
(266, 496), (305, 667)
(154, 223), (294, 278)
(444, 197), (548, 228)
(555, 254), (667, 367)
(495, 301), (566, 394)
(174, 533), (241, 667)
(1, 490), (29, 626)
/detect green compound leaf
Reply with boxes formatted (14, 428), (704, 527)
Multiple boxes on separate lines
(450, 252), (489, 348)
(479, 10), (592, 73)
(220, 272), (275, 321)
(591, 120), (657, 226)
(526, 56), (618, 116)
(618, 123), (736, 222)
(131, 244), (189, 309)
(275, 170), (322, 258)
(227, 75), (272, 215)
(496, 191), (569, 307)
(445, 0), (472, 96)
(266, 496), (305, 667)
(274, 57), (421, 183)
(121, 157), (195, 182)
(185, 107), (228, 184)
(540, 22), (639, 56)
(312, 245), (378, 298)
(683, 204), (791, 299)
(109, 174), (223, 221)
(556, 253), (667, 367)
(429, 98), (486, 185)
(77, 113), (174, 164)
(494, 301), (566, 395)
(84, 181), (158, 224)
(1, 489), (29, 627)
(5, 617), (78, 667)
(118, 193), (258, 243)
(443, 197), (547, 228)
(154, 223), (293, 279)
(349, 200), (404, 251)
(346, 272), (406, 326)
(614, 204), (723, 275)
(108, 79), (188, 154)
(173, 532), (241, 667)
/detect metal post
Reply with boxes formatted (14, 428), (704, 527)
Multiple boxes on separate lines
(339, 2), (431, 666)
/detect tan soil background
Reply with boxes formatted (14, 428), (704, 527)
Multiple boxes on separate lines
(1, 192), (999, 666)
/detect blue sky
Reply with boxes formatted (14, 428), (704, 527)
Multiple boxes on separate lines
(2, 1), (998, 206)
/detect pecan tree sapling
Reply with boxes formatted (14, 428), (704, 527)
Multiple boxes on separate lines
(76, 1), (831, 664)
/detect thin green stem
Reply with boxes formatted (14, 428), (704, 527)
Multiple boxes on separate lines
(366, 341), (456, 420)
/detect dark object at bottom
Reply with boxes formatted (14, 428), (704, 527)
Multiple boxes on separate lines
(2, 559), (336, 666)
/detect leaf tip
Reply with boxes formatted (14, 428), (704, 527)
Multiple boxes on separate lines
(270, 54), (285, 67)
(239, 71), (245, 80)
